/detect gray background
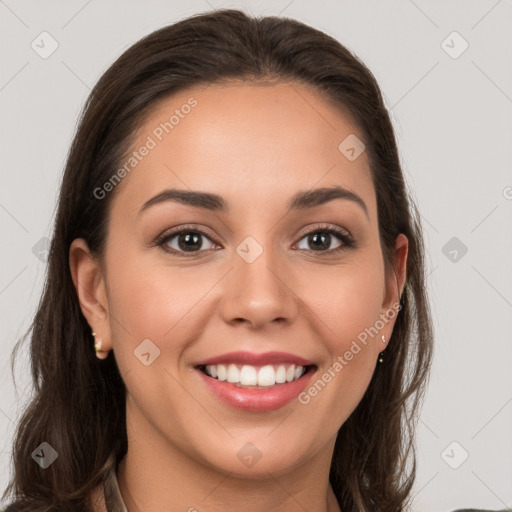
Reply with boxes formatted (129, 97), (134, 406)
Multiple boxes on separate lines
(1, 1), (511, 510)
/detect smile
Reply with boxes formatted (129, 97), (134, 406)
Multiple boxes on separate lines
(200, 363), (307, 387)
(194, 363), (317, 412)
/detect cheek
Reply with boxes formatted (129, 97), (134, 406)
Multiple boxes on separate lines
(287, 257), (386, 438)
(297, 257), (385, 352)
(106, 251), (212, 340)
(104, 248), (228, 393)
(104, 251), (207, 402)
(298, 266), (383, 412)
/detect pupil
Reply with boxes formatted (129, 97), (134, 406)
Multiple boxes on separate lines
(310, 232), (329, 251)
(179, 232), (201, 251)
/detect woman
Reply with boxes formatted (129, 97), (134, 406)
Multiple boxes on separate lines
(2, 8), (507, 512)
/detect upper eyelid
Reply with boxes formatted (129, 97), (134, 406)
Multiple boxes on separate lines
(158, 225), (219, 244)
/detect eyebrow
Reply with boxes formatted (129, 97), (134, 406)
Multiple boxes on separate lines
(138, 185), (369, 219)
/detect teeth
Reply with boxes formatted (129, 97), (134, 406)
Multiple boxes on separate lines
(275, 365), (286, 383)
(240, 365), (258, 385)
(257, 365), (275, 386)
(216, 364), (227, 381)
(203, 363), (307, 387)
(227, 364), (239, 383)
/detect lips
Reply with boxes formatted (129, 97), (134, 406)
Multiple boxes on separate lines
(193, 351), (317, 412)
(193, 350), (315, 367)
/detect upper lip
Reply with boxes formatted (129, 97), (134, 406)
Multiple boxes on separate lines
(194, 351), (315, 367)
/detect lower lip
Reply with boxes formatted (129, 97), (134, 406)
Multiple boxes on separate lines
(195, 367), (315, 412)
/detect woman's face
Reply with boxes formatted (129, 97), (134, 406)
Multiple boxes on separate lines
(72, 81), (407, 478)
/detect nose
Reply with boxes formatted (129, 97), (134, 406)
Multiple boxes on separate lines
(220, 244), (299, 330)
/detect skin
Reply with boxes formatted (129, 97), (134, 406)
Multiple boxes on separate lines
(70, 81), (408, 512)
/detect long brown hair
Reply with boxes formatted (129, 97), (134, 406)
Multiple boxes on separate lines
(3, 9), (433, 511)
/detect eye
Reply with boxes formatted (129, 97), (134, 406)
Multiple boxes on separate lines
(156, 226), (218, 257)
(295, 224), (355, 253)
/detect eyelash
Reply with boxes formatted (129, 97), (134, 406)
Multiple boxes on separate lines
(154, 223), (356, 258)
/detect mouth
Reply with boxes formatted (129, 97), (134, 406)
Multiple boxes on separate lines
(194, 362), (317, 412)
(195, 363), (317, 389)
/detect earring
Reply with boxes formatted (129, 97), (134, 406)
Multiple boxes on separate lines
(92, 331), (109, 360)
(378, 335), (386, 363)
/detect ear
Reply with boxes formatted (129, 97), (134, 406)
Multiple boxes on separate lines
(380, 233), (408, 344)
(69, 238), (112, 352)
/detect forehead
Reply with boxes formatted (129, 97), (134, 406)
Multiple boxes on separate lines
(110, 81), (376, 221)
